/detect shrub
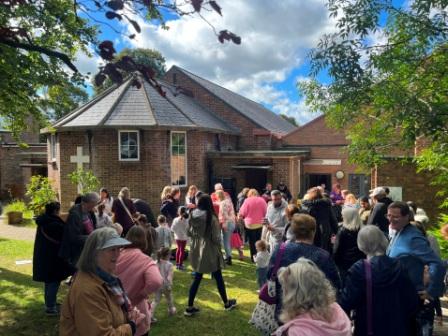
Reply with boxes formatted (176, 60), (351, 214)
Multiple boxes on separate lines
(25, 175), (58, 215)
(4, 200), (27, 213)
(68, 168), (100, 194)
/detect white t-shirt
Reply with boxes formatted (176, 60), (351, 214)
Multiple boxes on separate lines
(171, 217), (189, 241)
(254, 250), (270, 269)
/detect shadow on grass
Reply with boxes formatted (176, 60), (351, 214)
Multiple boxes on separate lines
(0, 267), (60, 336)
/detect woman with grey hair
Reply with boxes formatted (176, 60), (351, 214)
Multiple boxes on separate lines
(338, 225), (419, 336)
(112, 187), (137, 236)
(333, 207), (365, 282)
(60, 227), (143, 335)
(273, 258), (351, 336)
(59, 192), (100, 270)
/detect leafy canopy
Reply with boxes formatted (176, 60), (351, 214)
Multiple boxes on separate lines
(1, 0), (240, 138)
(300, 0), (447, 170)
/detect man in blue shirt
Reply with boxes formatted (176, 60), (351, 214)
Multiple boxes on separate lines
(387, 201), (445, 300)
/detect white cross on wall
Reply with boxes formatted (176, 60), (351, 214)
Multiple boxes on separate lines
(70, 146), (90, 170)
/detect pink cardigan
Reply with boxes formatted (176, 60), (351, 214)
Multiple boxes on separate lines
(238, 196), (267, 227)
(273, 303), (352, 336)
(116, 248), (163, 336)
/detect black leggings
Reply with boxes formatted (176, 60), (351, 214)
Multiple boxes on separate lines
(188, 270), (227, 307)
(246, 227), (262, 262)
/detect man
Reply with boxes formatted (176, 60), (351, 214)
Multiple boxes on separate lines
(264, 190), (288, 252)
(387, 201), (445, 302)
(367, 187), (392, 234)
(59, 192), (99, 270)
(262, 183), (273, 203)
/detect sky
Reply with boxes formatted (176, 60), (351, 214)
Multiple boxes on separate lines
(74, 1), (345, 125)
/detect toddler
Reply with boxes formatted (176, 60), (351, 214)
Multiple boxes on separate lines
(171, 206), (189, 270)
(151, 247), (176, 321)
(254, 240), (270, 289)
(156, 215), (172, 251)
(230, 224), (244, 260)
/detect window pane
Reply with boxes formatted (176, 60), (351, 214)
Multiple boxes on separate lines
(171, 133), (186, 185)
(120, 131), (138, 160)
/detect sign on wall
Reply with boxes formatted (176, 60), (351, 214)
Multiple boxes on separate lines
(303, 159), (342, 166)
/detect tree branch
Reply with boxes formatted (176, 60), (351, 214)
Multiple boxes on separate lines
(0, 38), (78, 72)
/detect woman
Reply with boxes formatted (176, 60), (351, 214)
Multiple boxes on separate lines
(116, 226), (163, 336)
(112, 187), (137, 236)
(216, 190), (236, 265)
(333, 207), (365, 282)
(282, 204), (303, 242)
(338, 225), (419, 336)
(358, 196), (371, 225)
(185, 194), (237, 316)
(33, 202), (72, 315)
(269, 214), (341, 315)
(60, 227), (143, 335)
(185, 185), (198, 209)
(136, 214), (158, 258)
(100, 187), (114, 216)
(343, 193), (358, 208)
(238, 189), (267, 262)
(273, 258), (351, 336)
(160, 187), (180, 226)
(301, 187), (338, 253)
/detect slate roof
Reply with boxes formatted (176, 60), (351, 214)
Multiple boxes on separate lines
(171, 66), (297, 135)
(49, 75), (239, 134)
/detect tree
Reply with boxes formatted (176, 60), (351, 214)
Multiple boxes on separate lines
(68, 168), (101, 195)
(300, 0), (448, 206)
(279, 113), (299, 127)
(1, 0), (240, 139)
(93, 48), (166, 95)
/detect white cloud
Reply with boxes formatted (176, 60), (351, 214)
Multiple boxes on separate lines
(73, 47), (103, 78)
(122, 0), (336, 124)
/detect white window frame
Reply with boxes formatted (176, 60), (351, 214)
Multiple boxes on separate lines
(118, 130), (140, 161)
(170, 131), (187, 187)
(49, 134), (57, 161)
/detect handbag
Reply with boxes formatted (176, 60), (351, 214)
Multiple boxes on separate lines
(364, 259), (374, 336)
(249, 243), (286, 335)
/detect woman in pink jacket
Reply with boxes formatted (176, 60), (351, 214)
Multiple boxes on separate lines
(116, 226), (163, 336)
(238, 189), (267, 262)
(273, 258), (351, 336)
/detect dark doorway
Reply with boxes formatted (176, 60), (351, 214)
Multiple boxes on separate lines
(245, 169), (267, 194)
(304, 174), (332, 192)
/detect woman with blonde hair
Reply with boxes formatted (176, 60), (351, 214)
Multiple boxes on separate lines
(216, 190), (236, 265)
(273, 258), (351, 336)
(333, 207), (365, 282)
(160, 186), (172, 202)
(238, 188), (267, 262)
(160, 187), (181, 226)
(185, 185), (198, 209)
(344, 193), (358, 208)
(112, 187), (137, 236)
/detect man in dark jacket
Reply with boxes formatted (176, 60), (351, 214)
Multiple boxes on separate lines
(367, 187), (392, 234)
(33, 202), (72, 315)
(59, 192), (99, 269)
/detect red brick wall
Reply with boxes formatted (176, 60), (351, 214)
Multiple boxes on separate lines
(49, 129), (229, 212)
(164, 68), (275, 150)
(373, 159), (440, 222)
(282, 116), (348, 146)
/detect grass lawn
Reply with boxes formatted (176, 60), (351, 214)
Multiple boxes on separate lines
(0, 238), (260, 336)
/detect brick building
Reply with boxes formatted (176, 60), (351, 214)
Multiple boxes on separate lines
(44, 66), (437, 219)
(0, 121), (47, 201)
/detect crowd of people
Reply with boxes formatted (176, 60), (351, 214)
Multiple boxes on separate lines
(30, 181), (447, 335)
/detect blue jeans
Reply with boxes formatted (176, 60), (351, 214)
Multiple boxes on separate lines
(256, 267), (268, 288)
(222, 222), (235, 259)
(44, 282), (60, 309)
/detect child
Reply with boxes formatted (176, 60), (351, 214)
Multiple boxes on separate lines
(254, 240), (270, 289)
(151, 247), (176, 321)
(156, 215), (172, 250)
(95, 203), (113, 228)
(137, 214), (158, 258)
(171, 206), (189, 270)
(230, 224), (244, 260)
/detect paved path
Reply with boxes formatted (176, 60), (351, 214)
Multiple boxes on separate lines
(0, 215), (36, 241)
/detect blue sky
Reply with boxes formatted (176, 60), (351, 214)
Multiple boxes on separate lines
(75, 0), (401, 125)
